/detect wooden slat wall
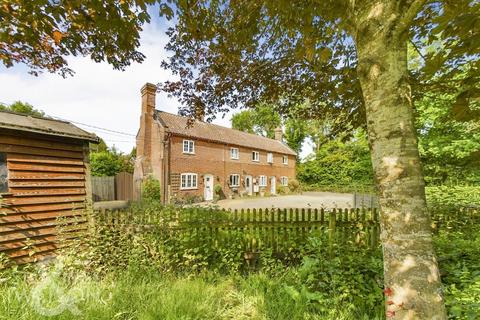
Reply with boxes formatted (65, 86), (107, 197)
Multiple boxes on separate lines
(115, 172), (134, 201)
(92, 176), (115, 201)
(0, 133), (89, 264)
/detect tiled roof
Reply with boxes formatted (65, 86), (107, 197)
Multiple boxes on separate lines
(0, 111), (99, 142)
(155, 111), (296, 155)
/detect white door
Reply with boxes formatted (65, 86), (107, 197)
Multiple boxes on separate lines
(245, 175), (253, 196)
(204, 174), (214, 201)
(270, 176), (276, 195)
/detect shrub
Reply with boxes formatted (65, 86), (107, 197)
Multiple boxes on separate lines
(426, 186), (480, 208)
(142, 176), (161, 201)
(276, 185), (289, 195)
(288, 178), (300, 193)
(213, 184), (225, 201)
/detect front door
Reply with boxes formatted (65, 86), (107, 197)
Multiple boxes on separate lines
(204, 174), (214, 201)
(270, 176), (276, 195)
(245, 175), (253, 196)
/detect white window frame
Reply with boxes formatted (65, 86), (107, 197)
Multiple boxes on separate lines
(259, 175), (267, 187)
(252, 151), (260, 162)
(180, 173), (198, 190)
(280, 176), (288, 186)
(230, 147), (239, 160)
(283, 155), (288, 165)
(229, 174), (240, 187)
(183, 139), (195, 154)
(267, 152), (273, 163)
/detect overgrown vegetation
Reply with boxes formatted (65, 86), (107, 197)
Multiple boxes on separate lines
(297, 130), (374, 191)
(1, 200), (478, 319)
(141, 176), (161, 201)
(89, 144), (135, 177)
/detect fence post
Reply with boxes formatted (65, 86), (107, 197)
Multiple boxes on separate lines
(371, 208), (379, 249)
(329, 209), (336, 254)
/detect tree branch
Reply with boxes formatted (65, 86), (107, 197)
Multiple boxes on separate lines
(397, 0), (428, 34)
(409, 39), (426, 61)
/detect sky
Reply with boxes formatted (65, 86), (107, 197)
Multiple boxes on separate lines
(0, 10), (312, 159)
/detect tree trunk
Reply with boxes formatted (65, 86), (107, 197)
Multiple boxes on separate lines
(355, 9), (447, 320)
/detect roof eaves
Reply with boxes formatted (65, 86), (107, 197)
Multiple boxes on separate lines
(0, 121), (99, 143)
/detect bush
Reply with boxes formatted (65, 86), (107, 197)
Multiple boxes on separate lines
(276, 185), (289, 195)
(287, 178), (300, 193)
(434, 225), (480, 319)
(297, 132), (374, 190)
(426, 186), (480, 208)
(213, 184), (225, 201)
(142, 176), (161, 201)
(290, 236), (384, 318)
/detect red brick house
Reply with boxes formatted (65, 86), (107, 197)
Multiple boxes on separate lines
(134, 83), (296, 203)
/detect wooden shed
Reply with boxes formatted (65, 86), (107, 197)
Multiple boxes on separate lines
(0, 111), (98, 264)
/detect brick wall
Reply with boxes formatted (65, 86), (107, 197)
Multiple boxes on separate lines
(168, 135), (296, 200)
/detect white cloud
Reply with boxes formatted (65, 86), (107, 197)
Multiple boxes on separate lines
(0, 19), (312, 159)
(0, 21), (235, 153)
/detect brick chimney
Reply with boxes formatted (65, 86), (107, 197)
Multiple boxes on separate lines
(137, 83), (157, 171)
(274, 127), (283, 141)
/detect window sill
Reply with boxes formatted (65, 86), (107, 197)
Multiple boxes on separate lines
(183, 152), (196, 155)
(180, 187), (198, 190)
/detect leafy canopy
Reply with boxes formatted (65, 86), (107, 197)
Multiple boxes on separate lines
(0, 101), (47, 118)
(0, 0), (157, 76)
(160, 1), (479, 132)
(90, 146), (135, 177)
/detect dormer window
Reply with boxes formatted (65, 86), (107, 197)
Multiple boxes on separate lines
(183, 139), (195, 154)
(252, 151), (259, 162)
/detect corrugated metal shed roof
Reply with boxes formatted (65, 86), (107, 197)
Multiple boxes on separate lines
(155, 111), (296, 156)
(0, 111), (98, 142)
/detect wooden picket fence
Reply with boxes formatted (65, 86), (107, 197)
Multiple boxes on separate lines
(96, 207), (382, 252)
(95, 205), (480, 256)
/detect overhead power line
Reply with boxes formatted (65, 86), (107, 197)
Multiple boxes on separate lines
(0, 101), (137, 137)
(52, 116), (137, 137)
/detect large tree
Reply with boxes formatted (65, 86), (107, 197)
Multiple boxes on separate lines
(159, 1), (479, 318)
(231, 102), (308, 154)
(0, 0), (157, 76)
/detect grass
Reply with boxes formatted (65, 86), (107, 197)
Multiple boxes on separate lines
(0, 261), (386, 320)
(1, 205), (478, 320)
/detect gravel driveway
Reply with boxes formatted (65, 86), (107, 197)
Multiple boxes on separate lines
(209, 192), (357, 210)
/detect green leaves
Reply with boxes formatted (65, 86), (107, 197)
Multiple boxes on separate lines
(0, 101), (46, 118)
(0, 0), (157, 76)
(415, 92), (480, 185)
(90, 147), (135, 177)
(297, 130), (374, 189)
